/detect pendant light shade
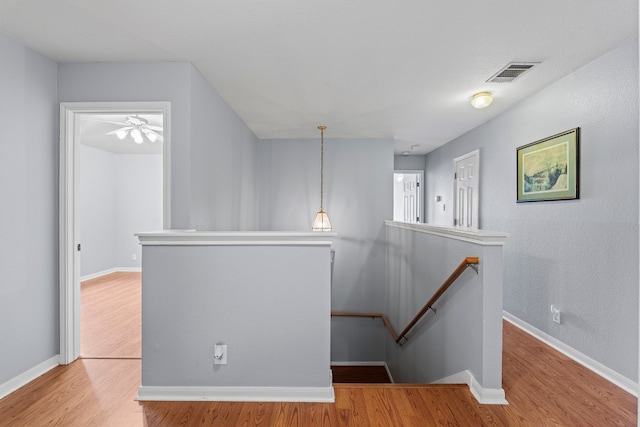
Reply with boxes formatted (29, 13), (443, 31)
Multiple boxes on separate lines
(312, 209), (332, 231)
(312, 125), (332, 231)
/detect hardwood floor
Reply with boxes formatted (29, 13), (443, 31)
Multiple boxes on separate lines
(0, 272), (636, 426)
(81, 271), (141, 358)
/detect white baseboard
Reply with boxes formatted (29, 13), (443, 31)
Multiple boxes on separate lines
(117, 267), (142, 273)
(503, 311), (638, 397)
(136, 385), (335, 402)
(0, 355), (59, 400)
(81, 267), (141, 281)
(330, 361), (395, 383)
(433, 370), (508, 405)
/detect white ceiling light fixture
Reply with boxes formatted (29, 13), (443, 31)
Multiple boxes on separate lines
(106, 115), (163, 144)
(471, 92), (494, 109)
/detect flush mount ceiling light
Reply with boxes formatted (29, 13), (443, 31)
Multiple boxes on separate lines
(312, 125), (332, 231)
(106, 116), (164, 144)
(470, 92), (494, 109)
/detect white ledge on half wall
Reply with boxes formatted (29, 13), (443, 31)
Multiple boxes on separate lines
(384, 220), (509, 246)
(135, 230), (338, 246)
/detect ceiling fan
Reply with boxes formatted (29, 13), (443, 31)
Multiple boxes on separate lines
(106, 115), (164, 144)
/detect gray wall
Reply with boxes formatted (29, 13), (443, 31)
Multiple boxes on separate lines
(0, 33), (59, 385)
(424, 39), (639, 381)
(189, 67), (258, 230)
(58, 62), (193, 229)
(385, 224), (505, 391)
(114, 154), (164, 268)
(141, 242), (331, 389)
(394, 154), (426, 171)
(80, 145), (117, 275)
(257, 138), (394, 361)
(0, 58), (257, 387)
(58, 62), (258, 231)
(80, 146), (163, 277)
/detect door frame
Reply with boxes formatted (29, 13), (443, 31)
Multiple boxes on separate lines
(59, 101), (171, 364)
(393, 169), (424, 223)
(452, 149), (480, 228)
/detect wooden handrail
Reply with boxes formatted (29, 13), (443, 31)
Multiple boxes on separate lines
(395, 256), (478, 343)
(331, 257), (479, 344)
(331, 312), (400, 342)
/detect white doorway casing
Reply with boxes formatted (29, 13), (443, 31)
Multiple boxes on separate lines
(59, 101), (171, 364)
(453, 150), (480, 229)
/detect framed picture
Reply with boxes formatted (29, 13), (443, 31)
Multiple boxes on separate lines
(517, 128), (579, 202)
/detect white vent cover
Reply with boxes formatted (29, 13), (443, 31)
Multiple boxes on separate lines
(487, 63), (538, 83)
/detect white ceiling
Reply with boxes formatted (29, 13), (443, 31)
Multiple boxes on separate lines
(1, 1), (636, 154)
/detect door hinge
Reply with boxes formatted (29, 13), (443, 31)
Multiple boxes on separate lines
(77, 243), (81, 251)
(454, 172), (457, 180)
(453, 219), (458, 226)
(416, 182), (420, 187)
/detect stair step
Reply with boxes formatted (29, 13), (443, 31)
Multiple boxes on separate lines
(331, 365), (392, 383)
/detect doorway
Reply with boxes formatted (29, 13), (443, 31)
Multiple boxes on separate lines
(453, 149), (479, 228)
(393, 170), (423, 223)
(59, 102), (171, 364)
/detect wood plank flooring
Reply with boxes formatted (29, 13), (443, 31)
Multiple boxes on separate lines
(81, 271), (141, 358)
(0, 272), (636, 426)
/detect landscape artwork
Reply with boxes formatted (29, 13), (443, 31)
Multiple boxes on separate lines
(517, 128), (579, 202)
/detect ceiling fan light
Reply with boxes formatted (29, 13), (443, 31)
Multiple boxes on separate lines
(131, 128), (144, 144)
(115, 129), (128, 139)
(471, 92), (493, 109)
(143, 129), (158, 142)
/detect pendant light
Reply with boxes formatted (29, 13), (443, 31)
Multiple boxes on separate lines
(312, 125), (332, 231)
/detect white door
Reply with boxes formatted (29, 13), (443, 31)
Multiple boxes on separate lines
(393, 172), (422, 222)
(453, 150), (479, 228)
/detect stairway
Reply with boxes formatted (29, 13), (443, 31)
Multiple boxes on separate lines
(331, 365), (392, 383)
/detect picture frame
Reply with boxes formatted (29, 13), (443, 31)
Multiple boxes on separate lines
(517, 128), (579, 202)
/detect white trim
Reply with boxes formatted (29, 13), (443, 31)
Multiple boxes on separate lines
(80, 267), (142, 281)
(330, 361), (395, 383)
(385, 220), (509, 246)
(433, 370), (508, 405)
(330, 361), (387, 365)
(0, 356), (59, 400)
(80, 268), (117, 281)
(116, 267), (142, 273)
(136, 231), (337, 246)
(136, 386), (335, 402)
(503, 311), (639, 397)
(59, 101), (171, 365)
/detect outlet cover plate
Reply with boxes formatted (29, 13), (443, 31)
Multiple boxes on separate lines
(214, 344), (227, 365)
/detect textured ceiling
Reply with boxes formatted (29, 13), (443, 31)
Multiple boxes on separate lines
(0, 1), (636, 154)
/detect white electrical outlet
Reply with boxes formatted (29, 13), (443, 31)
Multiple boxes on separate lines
(132, 253), (137, 260)
(550, 305), (561, 324)
(214, 344), (227, 365)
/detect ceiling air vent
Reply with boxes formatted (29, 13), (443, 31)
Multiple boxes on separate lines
(487, 62), (538, 83)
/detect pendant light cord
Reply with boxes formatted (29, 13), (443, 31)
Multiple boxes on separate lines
(318, 125), (326, 211)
